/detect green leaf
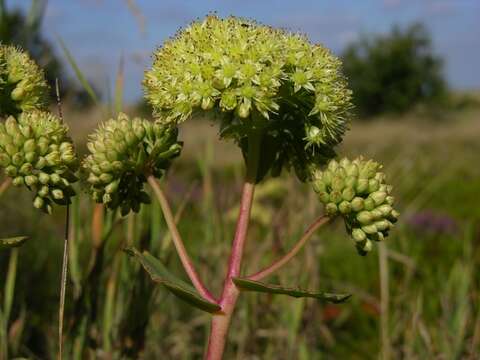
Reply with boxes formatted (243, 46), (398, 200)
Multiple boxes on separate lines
(0, 236), (28, 250)
(232, 277), (351, 304)
(125, 247), (220, 313)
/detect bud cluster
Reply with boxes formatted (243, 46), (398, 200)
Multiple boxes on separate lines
(312, 157), (399, 255)
(0, 112), (78, 213)
(0, 45), (49, 117)
(144, 16), (352, 158)
(83, 113), (182, 215)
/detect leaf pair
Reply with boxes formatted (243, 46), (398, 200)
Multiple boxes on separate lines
(127, 248), (350, 314)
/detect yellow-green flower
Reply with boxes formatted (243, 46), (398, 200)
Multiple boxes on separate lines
(312, 157), (399, 255)
(83, 113), (182, 215)
(144, 16), (353, 180)
(0, 45), (49, 117)
(0, 111), (78, 213)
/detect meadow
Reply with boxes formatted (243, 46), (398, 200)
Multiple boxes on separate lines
(1, 101), (479, 359)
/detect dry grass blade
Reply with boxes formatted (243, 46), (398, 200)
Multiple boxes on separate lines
(56, 36), (99, 105)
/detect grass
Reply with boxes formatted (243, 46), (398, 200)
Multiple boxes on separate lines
(0, 106), (479, 359)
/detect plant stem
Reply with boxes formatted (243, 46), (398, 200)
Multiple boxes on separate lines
(1, 247), (19, 360)
(0, 178), (12, 198)
(205, 131), (261, 360)
(147, 175), (217, 304)
(379, 242), (391, 360)
(58, 205), (70, 360)
(248, 215), (329, 281)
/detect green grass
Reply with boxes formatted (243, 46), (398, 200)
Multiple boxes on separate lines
(1, 107), (479, 359)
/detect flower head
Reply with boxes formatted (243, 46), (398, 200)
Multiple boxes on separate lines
(0, 45), (49, 117)
(144, 16), (352, 180)
(83, 113), (182, 215)
(0, 111), (78, 213)
(312, 157), (399, 255)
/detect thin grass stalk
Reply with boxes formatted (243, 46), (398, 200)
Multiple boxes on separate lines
(56, 79), (69, 360)
(1, 248), (19, 360)
(379, 242), (390, 360)
(58, 205), (70, 360)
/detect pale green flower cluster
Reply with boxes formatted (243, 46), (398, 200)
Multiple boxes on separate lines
(83, 113), (182, 215)
(0, 45), (49, 117)
(144, 16), (352, 179)
(0, 112), (78, 213)
(312, 157), (399, 255)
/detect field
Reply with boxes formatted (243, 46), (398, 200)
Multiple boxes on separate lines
(1, 105), (479, 359)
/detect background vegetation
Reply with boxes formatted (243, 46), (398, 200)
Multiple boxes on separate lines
(1, 1), (479, 359)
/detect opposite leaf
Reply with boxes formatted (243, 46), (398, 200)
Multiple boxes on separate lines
(0, 236), (28, 250)
(232, 277), (351, 304)
(125, 247), (221, 313)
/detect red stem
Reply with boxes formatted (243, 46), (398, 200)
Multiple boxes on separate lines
(205, 130), (261, 360)
(205, 180), (256, 360)
(148, 176), (217, 304)
(247, 215), (329, 281)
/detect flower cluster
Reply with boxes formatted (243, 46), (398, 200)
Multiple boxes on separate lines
(0, 45), (49, 117)
(312, 157), (399, 255)
(0, 112), (78, 213)
(144, 16), (352, 179)
(83, 113), (182, 215)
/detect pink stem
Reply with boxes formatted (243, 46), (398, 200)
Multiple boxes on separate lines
(205, 130), (261, 360)
(148, 176), (217, 304)
(205, 181), (256, 360)
(248, 215), (329, 281)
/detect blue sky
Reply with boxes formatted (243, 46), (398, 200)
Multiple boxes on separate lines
(13, 0), (480, 102)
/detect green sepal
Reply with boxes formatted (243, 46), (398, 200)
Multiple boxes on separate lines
(125, 247), (220, 313)
(232, 277), (351, 304)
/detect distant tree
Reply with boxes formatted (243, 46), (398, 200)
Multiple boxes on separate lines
(0, 0), (94, 107)
(342, 23), (447, 116)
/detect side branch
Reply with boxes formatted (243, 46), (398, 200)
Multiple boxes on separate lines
(247, 215), (330, 281)
(147, 175), (217, 304)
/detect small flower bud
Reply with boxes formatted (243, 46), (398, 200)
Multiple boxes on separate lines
(351, 197), (364, 212)
(24, 175), (38, 186)
(38, 186), (49, 197)
(338, 201), (351, 214)
(325, 202), (338, 216)
(356, 178), (369, 194)
(33, 196), (44, 209)
(362, 224), (378, 235)
(51, 189), (64, 200)
(357, 211), (372, 225)
(342, 187), (355, 201)
(352, 228), (367, 242)
(330, 191), (343, 204)
(368, 179), (380, 193)
(364, 197), (375, 211)
(12, 176), (25, 186)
